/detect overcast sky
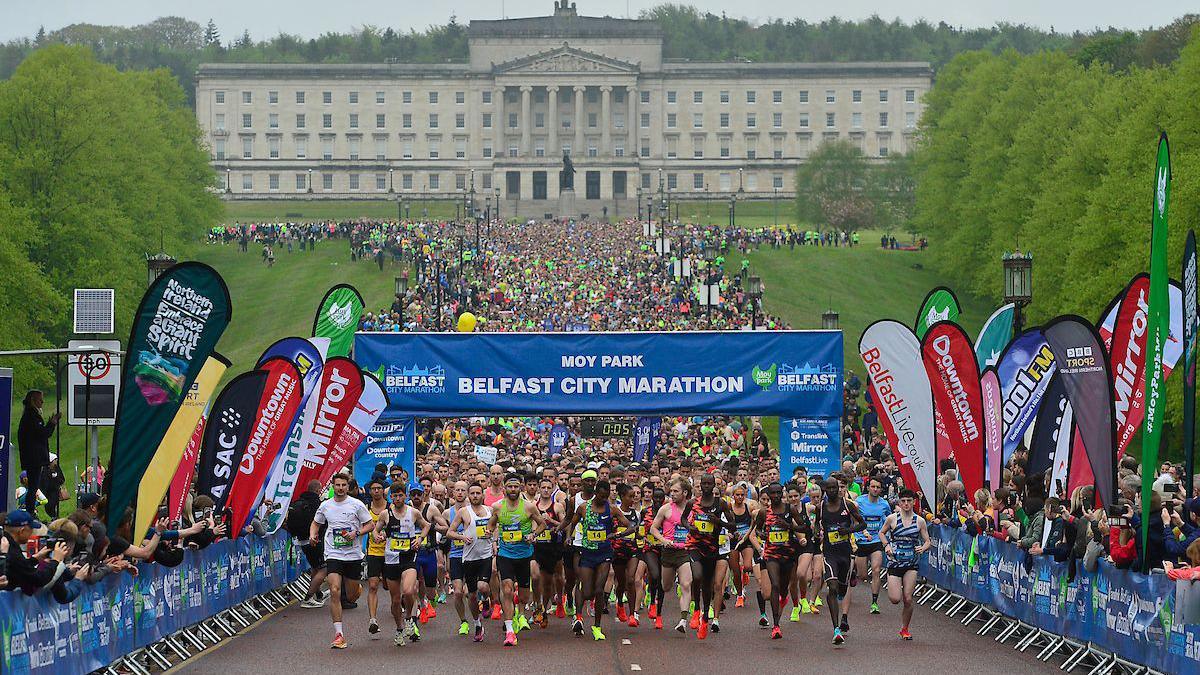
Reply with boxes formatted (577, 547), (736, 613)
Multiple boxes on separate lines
(4, 0), (1192, 42)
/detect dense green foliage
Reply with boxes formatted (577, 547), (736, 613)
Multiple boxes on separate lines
(0, 46), (220, 391)
(3, 9), (1195, 106)
(793, 141), (916, 235)
(911, 27), (1200, 447)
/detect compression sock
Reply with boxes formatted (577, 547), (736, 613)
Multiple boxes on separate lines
(872, 592), (879, 604)
(756, 591), (766, 614)
(334, 621), (343, 634)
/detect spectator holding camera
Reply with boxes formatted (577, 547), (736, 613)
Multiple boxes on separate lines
(2, 510), (70, 595)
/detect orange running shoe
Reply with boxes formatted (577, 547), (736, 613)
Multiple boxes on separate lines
(428, 606), (437, 619)
(628, 614), (640, 628)
(616, 605), (628, 623)
(689, 610), (701, 630)
(331, 632), (348, 649)
(419, 605), (430, 624)
(735, 596), (745, 608)
(770, 626), (782, 640)
(491, 603), (502, 621)
(555, 600), (566, 619)
(648, 604), (657, 620)
(697, 620), (708, 640)
(654, 615), (663, 630)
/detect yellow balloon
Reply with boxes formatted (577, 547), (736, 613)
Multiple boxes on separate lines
(456, 312), (477, 332)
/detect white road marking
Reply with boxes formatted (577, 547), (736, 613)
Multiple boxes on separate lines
(622, 639), (632, 645)
(630, 665), (642, 671)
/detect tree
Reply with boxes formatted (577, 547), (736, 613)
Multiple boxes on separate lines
(34, 26), (45, 45)
(204, 19), (221, 47)
(0, 46), (220, 391)
(872, 152), (917, 236)
(794, 140), (874, 234)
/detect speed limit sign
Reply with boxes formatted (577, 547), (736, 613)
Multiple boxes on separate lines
(67, 339), (122, 426)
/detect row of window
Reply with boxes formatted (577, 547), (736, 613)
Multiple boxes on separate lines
(217, 110), (917, 135)
(216, 128), (895, 162)
(230, 170), (792, 192)
(213, 87), (921, 107)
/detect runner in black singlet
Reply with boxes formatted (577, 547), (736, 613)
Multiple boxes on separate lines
(816, 477), (866, 645)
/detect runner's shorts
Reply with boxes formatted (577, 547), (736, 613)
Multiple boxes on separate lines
(365, 554), (385, 578)
(855, 541), (883, 558)
(823, 554), (852, 589)
(449, 556), (465, 581)
(534, 543), (564, 572)
(415, 550), (438, 587)
(497, 555), (532, 587)
(301, 542), (325, 570)
(462, 557), (492, 590)
(660, 547), (691, 569)
(383, 555), (417, 581)
(887, 565), (918, 577)
(325, 558), (363, 581)
(579, 548), (613, 569)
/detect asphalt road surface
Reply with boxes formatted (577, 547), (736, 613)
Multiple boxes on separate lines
(176, 584), (1058, 675)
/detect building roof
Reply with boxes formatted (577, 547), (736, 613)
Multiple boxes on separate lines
(660, 61), (933, 79)
(196, 63), (471, 79)
(468, 2), (661, 40)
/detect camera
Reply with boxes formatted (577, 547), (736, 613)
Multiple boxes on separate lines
(1108, 517), (1130, 528)
(1163, 483), (1180, 495)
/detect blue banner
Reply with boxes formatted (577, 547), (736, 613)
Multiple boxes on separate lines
(0, 532), (305, 675)
(996, 329), (1057, 464)
(0, 368), (11, 513)
(548, 423), (569, 458)
(355, 331), (843, 417)
(779, 417), (841, 480)
(353, 416), (416, 489)
(921, 525), (1200, 674)
(633, 416), (662, 463)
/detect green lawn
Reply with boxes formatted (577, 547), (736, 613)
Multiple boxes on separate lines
(11, 220), (985, 515)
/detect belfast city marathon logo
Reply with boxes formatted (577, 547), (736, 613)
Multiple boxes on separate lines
(373, 363), (446, 395)
(752, 362), (839, 392)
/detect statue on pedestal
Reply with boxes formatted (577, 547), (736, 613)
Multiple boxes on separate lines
(560, 151), (575, 191)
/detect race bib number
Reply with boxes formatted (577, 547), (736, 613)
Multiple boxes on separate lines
(827, 530), (847, 544)
(536, 530), (552, 542)
(475, 525), (488, 539)
(586, 529), (607, 543)
(695, 520), (714, 534)
(502, 529), (524, 543)
(638, 526), (646, 538)
(388, 536), (411, 552)
(719, 534), (728, 547)
(768, 530), (790, 544)
(332, 529), (354, 548)
(452, 539), (464, 548)
(672, 528), (688, 543)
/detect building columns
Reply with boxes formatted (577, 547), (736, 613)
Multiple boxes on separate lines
(573, 86), (585, 155)
(494, 87), (505, 158)
(547, 85), (559, 157)
(600, 85), (612, 156)
(627, 85), (637, 156)
(520, 85), (532, 156)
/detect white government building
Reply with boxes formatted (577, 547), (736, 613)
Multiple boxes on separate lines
(196, 1), (932, 219)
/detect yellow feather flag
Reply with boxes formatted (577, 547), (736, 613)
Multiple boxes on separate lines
(134, 354), (228, 537)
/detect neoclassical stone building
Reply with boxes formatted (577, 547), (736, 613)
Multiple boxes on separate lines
(196, 1), (932, 218)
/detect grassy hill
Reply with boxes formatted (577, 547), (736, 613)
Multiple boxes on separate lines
(13, 220), (988, 515)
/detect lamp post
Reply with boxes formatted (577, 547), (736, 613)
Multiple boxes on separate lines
(703, 241), (717, 324)
(389, 168), (394, 194)
(636, 186), (643, 222)
(394, 273), (409, 329)
(146, 252), (177, 287)
(1002, 250), (1034, 333)
(225, 168), (231, 193)
(822, 309), (840, 330)
(773, 186), (779, 227)
(738, 167), (744, 193)
(435, 258), (444, 331)
(748, 274), (763, 330)
(493, 186), (500, 229)
(728, 195), (736, 229)
(307, 168), (312, 194)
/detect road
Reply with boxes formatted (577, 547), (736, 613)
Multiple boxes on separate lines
(175, 580), (1059, 675)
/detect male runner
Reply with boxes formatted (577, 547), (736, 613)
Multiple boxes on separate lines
(649, 476), (696, 634)
(446, 483), (494, 642)
(817, 477), (866, 645)
(444, 480), (471, 634)
(310, 473), (375, 649)
(374, 482), (432, 646)
(686, 472), (735, 639)
(487, 471), (547, 647)
(363, 479), (389, 636)
(561, 478), (635, 641)
(854, 475), (891, 614)
(748, 482), (810, 638)
(534, 477), (566, 628)
(878, 488), (932, 640)
(409, 484), (446, 624)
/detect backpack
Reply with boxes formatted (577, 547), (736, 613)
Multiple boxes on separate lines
(285, 494), (318, 540)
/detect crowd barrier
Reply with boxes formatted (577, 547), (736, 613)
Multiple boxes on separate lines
(0, 532), (307, 675)
(921, 525), (1200, 674)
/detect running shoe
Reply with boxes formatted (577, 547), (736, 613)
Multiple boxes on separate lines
(900, 628), (912, 641)
(300, 597), (326, 609)
(832, 628), (845, 645)
(534, 609), (545, 626)
(840, 616), (850, 633)
(491, 603), (503, 621)
(408, 621), (421, 642)
(473, 623), (485, 643)
(573, 618), (585, 636)
(437, 591), (447, 604)
(770, 626), (782, 640)
(675, 619), (687, 633)
(735, 595), (745, 608)
(394, 630), (406, 647)
(369, 618), (380, 635)
(331, 633), (348, 649)
(419, 605), (430, 624)
(814, 597), (824, 608)
(654, 615), (663, 630)
(428, 606), (437, 619)
(800, 599), (811, 614)
(689, 610), (701, 630)
(628, 614), (640, 628)
(696, 620), (708, 640)
(555, 602), (566, 619)
(710, 619), (719, 633)
(647, 604), (657, 620)
(790, 606), (801, 622)
(759, 614), (769, 628)
(742, 572), (750, 586)
(517, 614), (531, 632)
(870, 601), (880, 615)
(592, 626), (606, 641)
(458, 621), (470, 636)
(616, 605), (628, 622)
(503, 630), (517, 647)
(566, 604), (576, 617)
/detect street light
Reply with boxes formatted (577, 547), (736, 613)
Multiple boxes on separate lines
(225, 168), (231, 193)
(728, 195), (736, 229)
(822, 309), (840, 330)
(773, 186), (779, 227)
(703, 241), (717, 324)
(494, 186), (501, 227)
(146, 252), (177, 287)
(738, 167), (744, 193)
(307, 168), (312, 194)
(389, 168), (394, 193)
(394, 273), (409, 329)
(748, 274), (763, 330)
(1003, 250), (1034, 333)
(637, 186), (643, 222)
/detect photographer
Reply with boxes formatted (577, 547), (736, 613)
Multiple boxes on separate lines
(1108, 501), (1138, 569)
(1162, 496), (1200, 563)
(1131, 492), (1168, 571)
(2, 510), (70, 595)
(183, 495), (226, 549)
